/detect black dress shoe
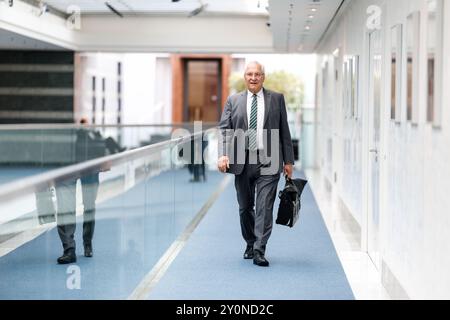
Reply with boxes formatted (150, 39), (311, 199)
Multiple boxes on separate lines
(253, 250), (269, 267)
(84, 244), (93, 258)
(57, 253), (77, 264)
(243, 245), (254, 259)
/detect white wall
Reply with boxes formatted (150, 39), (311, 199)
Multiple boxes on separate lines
(121, 54), (173, 147)
(75, 53), (173, 126)
(75, 52), (123, 125)
(122, 54), (156, 125)
(315, 0), (450, 299)
(76, 16), (274, 53)
(121, 53), (173, 126)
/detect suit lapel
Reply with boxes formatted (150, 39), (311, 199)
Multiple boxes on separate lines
(263, 88), (271, 128)
(239, 91), (248, 130)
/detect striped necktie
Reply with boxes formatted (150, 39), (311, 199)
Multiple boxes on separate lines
(249, 93), (258, 151)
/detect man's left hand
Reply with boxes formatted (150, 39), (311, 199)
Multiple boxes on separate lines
(284, 164), (294, 179)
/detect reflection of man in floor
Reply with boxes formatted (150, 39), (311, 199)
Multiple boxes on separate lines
(188, 136), (208, 183)
(56, 174), (98, 264)
(56, 118), (122, 264)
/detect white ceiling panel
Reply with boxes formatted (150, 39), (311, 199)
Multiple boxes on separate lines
(269, 0), (344, 53)
(1, 0), (345, 53)
(45, 0), (270, 16)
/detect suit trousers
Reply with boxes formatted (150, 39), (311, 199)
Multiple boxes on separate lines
(234, 151), (280, 254)
(56, 174), (99, 253)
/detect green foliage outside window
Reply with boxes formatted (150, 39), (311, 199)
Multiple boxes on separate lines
(228, 71), (304, 112)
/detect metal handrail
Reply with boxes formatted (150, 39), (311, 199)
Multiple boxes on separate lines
(0, 130), (207, 202)
(0, 123), (219, 130)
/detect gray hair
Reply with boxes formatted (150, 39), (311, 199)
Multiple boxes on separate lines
(244, 61), (265, 75)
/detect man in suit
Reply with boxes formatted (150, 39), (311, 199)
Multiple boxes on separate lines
(218, 61), (295, 267)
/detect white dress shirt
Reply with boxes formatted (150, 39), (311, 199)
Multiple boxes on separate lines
(246, 89), (265, 150)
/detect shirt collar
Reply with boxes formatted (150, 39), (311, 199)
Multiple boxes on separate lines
(248, 88), (264, 98)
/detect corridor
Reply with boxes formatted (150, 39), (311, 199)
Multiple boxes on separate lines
(1, 0), (449, 300)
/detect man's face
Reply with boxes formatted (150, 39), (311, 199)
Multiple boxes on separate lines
(244, 64), (265, 94)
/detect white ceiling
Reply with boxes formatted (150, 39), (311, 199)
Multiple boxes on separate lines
(45, 0), (270, 16)
(269, 0), (344, 53)
(43, 0), (344, 53)
(1, 0), (345, 53)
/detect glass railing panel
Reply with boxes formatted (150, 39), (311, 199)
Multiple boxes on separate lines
(0, 124), (217, 186)
(172, 129), (216, 237)
(143, 148), (176, 266)
(0, 128), (224, 299)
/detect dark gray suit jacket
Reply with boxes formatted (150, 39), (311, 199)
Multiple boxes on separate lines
(218, 88), (295, 175)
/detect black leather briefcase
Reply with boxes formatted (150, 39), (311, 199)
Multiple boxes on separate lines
(276, 177), (308, 228)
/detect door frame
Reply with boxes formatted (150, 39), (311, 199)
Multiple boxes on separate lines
(171, 54), (231, 124)
(183, 58), (222, 122)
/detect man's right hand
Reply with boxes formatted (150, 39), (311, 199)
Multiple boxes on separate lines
(218, 156), (230, 173)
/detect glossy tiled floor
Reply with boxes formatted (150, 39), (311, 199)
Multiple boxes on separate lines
(305, 168), (391, 300)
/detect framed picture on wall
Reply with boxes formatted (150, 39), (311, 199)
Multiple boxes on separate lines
(342, 56), (359, 120)
(426, 0), (444, 127)
(406, 11), (420, 125)
(351, 56), (359, 120)
(391, 24), (403, 123)
(343, 59), (349, 119)
(322, 62), (328, 89)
